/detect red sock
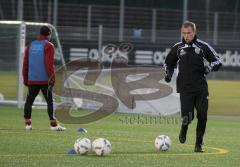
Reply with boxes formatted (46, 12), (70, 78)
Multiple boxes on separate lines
(50, 120), (57, 127)
(25, 119), (32, 126)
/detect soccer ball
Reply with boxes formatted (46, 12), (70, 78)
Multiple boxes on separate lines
(155, 135), (172, 151)
(92, 138), (112, 156)
(74, 138), (92, 155)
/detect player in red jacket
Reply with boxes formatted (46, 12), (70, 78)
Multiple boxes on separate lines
(22, 25), (66, 131)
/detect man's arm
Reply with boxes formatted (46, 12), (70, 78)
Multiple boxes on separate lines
(44, 42), (55, 85)
(22, 46), (30, 86)
(203, 44), (222, 74)
(164, 45), (179, 82)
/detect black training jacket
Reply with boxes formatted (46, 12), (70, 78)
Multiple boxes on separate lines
(165, 36), (222, 93)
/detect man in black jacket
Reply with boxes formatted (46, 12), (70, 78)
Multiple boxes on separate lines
(164, 21), (222, 152)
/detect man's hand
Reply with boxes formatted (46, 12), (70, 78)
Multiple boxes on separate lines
(48, 84), (54, 92)
(24, 82), (28, 86)
(164, 69), (172, 83)
(165, 75), (171, 83)
(48, 79), (54, 92)
(204, 65), (211, 75)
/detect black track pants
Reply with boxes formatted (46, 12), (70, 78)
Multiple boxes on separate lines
(180, 89), (209, 145)
(24, 85), (55, 120)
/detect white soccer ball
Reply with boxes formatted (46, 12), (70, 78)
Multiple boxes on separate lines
(92, 138), (112, 156)
(155, 135), (172, 151)
(74, 138), (92, 155)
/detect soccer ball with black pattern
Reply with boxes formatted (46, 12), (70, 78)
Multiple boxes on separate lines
(74, 138), (92, 155)
(155, 135), (171, 151)
(92, 138), (112, 156)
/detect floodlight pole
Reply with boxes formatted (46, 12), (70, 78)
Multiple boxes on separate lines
(87, 5), (92, 40)
(119, 0), (124, 42)
(151, 8), (157, 43)
(53, 0), (58, 28)
(181, 0), (188, 40)
(183, 0), (188, 22)
(98, 25), (103, 62)
(213, 12), (219, 45)
(17, 0), (23, 20)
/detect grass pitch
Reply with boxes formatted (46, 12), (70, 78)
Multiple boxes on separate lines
(0, 106), (239, 167)
(0, 72), (239, 166)
(1, 71), (240, 116)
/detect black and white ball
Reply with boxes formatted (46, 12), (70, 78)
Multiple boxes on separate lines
(92, 138), (112, 156)
(155, 135), (171, 151)
(74, 138), (92, 155)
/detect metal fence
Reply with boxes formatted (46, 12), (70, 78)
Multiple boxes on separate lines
(0, 0), (240, 47)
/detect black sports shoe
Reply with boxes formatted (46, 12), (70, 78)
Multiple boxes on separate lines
(194, 144), (204, 152)
(179, 125), (188, 143)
